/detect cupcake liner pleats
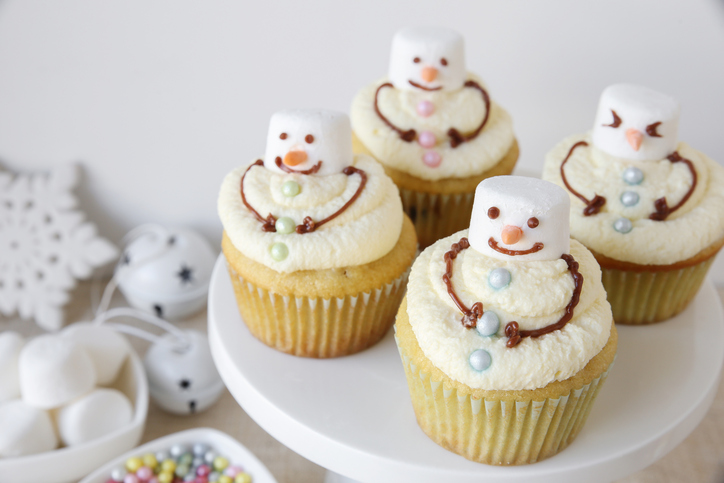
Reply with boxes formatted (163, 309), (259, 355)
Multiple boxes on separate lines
(400, 190), (475, 249)
(227, 264), (410, 358)
(396, 338), (614, 465)
(599, 256), (715, 325)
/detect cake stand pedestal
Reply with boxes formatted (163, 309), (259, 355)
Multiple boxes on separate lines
(208, 255), (724, 483)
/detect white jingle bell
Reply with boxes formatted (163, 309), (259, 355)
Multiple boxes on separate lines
(143, 330), (223, 415)
(115, 226), (216, 320)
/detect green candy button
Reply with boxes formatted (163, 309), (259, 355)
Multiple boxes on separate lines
(282, 180), (301, 197)
(270, 242), (289, 261)
(275, 217), (295, 234)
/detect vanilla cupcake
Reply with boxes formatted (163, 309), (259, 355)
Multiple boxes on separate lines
(219, 109), (417, 358)
(395, 176), (616, 465)
(351, 27), (518, 248)
(542, 84), (724, 324)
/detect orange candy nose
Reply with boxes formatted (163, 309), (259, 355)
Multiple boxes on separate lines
(626, 128), (644, 151)
(501, 225), (523, 245)
(283, 149), (308, 166)
(421, 66), (438, 83)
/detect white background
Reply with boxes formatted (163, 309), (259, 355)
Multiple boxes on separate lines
(0, 0), (722, 282)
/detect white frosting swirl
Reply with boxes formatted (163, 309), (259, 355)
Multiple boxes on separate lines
(406, 232), (611, 391)
(350, 75), (515, 181)
(218, 155), (403, 273)
(542, 133), (724, 264)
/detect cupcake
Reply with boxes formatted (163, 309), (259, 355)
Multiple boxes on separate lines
(395, 176), (616, 465)
(351, 27), (518, 248)
(218, 109), (417, 358)
(542, 84), (724, 324)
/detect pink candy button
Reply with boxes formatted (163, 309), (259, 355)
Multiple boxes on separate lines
(416, 100), (434, 117)
(418, 131), (436, 149)
(422, 151), (442, 168)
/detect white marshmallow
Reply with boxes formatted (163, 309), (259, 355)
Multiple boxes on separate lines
(592, 83), (680, 162)
(56, 388), (133, 446)
(19, 334), (96, 409)
(0, 331), (24, 403)
(389, 26), (466, 92)
(469, 176), (570, 262)
(115, 226), (217, 320)
(144, 330), (223, 415)
(0, 399), (58, 457)
(263, 109), (353, 177)
(61, 323), (130, 386)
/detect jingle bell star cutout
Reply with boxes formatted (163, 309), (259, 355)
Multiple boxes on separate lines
(0, 163), (118, 330)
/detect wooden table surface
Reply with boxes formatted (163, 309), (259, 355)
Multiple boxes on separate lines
(2, 281), (723, 483)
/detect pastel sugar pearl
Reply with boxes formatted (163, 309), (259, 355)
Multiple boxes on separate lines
(275, 217), (295, 234)
(136, 467), (153, 480)
(219, 477), (233, 483)
(224, 466), (243, 477)
(126, 458), (143, 473)
(476, 311), (500, 337)
(488, 268), (511, 289)
(157, 473), (173, 483)
(235, 474), (252, 483)
(213, 456), (229, 471)
(170, 443), (189, 458)
(422, 151), (442, 168)
(193, 443), (210, 456)
(197, 464), (212, 476)
(621, 191), (640, 207)
(142, 453), (158, 469)
(270, 242), (289, 261)
(281, 180), (300, 197)
(111, 468), (127, 482)
(614, 218), (633, 234)
(124, 475), (140, 483)
(469, 349), (492, 372)
(623, 166), (644, 185)
(416, 100), (434, 117)
(418, 130), (436, 148)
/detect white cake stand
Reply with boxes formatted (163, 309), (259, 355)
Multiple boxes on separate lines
(208, 255), (724, 483)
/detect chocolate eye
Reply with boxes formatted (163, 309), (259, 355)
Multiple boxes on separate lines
(603, 110), (622, 128)
(440, 58), (448, 66)
(646, 122), (662, 138)
(413, 57), (421, 63)
(527, 217), (539, 229)
(279, 133), (287, 140)
(305, 134), (314, 144)
(487, 207), (500, 219)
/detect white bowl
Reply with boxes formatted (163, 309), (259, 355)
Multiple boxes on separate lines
(79, 428), (278, 483)
(0, 350), (149, 483)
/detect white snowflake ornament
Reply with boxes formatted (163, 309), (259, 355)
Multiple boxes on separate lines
(0, 164), (118, 330)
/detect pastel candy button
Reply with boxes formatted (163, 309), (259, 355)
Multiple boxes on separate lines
(469, 349), (492, 372)
(476, 312), (500, 337)
(416, 100), (434, 117)
(418, 131), (436, 149)
(620, 191), (639, 207)
(622, 167), (644, 185)
(488, 268), (511, 289)
(281, 180), (300, 197)
(275, 217), (295, 234)
(614, 218), (633, 234)
(422, 151), (442, 168)
(270, 243), (289, 261)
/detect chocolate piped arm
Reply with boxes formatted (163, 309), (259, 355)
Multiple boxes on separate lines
(504, 253), (583, 348)
(560, 141), (606, 216)
(447, 80), (491, 148)
(374, 83), (416, 142)
(295, 166), (368, 234)
(649, 151), (698, 221)
(240, 160), (277, 232)
(442, 237), (483, 328)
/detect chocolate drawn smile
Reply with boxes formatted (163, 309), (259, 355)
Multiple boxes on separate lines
(274, 157), (322, 175)
(488, 237), (544, 256)
(408, 80), (442, 91)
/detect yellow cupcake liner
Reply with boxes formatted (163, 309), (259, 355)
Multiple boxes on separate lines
(395, 338), (614, 465)
(600, 256), (716, 325)
(226, 263), (411, 358)
(400, 189), (475, 249)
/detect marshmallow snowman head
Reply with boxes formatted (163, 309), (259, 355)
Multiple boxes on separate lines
(468, 176), (570, 262)
(592, 84), (680, 162)
(389, 26), (466, 92)
(263, 109), (353, 176)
